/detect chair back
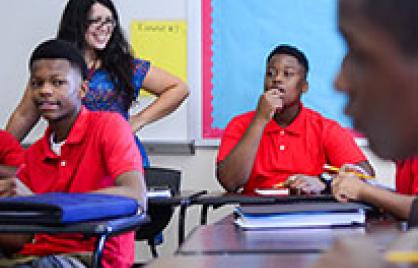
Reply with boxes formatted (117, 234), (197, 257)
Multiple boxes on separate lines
(144, 167), (181, 195)
(135, 167), (181, 244)
(408, 197), (418, 228)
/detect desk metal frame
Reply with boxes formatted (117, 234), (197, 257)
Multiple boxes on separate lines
(0, 214), (148, 268)
(148, 190), (207, 246)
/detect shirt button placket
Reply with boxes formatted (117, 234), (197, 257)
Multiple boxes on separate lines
(56, 159), (68, 190)
(279, 130), (285, 151)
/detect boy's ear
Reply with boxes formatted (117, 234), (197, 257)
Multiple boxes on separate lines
(78, 80), (88, 98)
(301, 80), (309, 93)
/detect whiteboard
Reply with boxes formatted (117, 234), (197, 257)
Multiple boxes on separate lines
(0, 0), (190, 144)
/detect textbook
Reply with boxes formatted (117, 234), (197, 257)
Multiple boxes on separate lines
(234, 201), (369, 229)
(0, 193), (140, 224)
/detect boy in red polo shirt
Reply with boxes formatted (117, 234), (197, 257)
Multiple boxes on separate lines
(217, 45), (374, 194)
(0, 130), (24, 178)
(0, 39), (146, 268)
(395, 158), (418, 195)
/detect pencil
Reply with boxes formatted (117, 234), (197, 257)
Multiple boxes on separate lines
(273, 182), (285, 188)
(323, 164), (374, 180)
(273, 176), (297, 188)
(385, 250), (418, 263)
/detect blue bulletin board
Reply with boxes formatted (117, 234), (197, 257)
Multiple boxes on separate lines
(202, 0), (348, 139)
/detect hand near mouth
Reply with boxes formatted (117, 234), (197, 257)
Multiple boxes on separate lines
(256, 88), (284, 122)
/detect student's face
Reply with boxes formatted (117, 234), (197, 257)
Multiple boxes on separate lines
(29, 59), (86, 123)
(264, 54), (308, 109)
(85, 3), (115, 51)
(337, 0), (418, 159)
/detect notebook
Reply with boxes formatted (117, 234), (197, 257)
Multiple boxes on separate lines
(0, 193), (140, 224)
(235, 201), (370, 229)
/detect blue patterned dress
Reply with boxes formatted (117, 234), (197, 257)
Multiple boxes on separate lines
(82, 58), (150, 167)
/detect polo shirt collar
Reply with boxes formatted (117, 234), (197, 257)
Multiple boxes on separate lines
(41, 106), (89, 159)
(265, 104), (306, 135)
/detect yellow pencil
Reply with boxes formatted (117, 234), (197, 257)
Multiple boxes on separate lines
(323, 164), (374, 180)
(385, 250), (418, 263)
(273, 182), (285, 188)
(273, 176), (296, 188)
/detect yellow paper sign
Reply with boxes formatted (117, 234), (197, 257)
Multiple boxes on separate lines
(130, 20), (187, 96)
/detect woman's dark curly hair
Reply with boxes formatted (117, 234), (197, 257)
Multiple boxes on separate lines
(57, 0), (135, 110)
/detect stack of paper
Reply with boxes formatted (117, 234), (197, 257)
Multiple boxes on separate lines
(235, 202), (368, 230)
(146, 187), (172, 198)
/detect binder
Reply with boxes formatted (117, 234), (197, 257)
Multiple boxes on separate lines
(0, 193), (139, 224)
(235, 201), (370, 229)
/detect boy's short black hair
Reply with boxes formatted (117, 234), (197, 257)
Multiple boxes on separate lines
(267, 44), (309, 78)
(29, 39), (88, 79)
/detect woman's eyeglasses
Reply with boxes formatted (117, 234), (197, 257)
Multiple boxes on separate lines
(87, 17), (116, 29)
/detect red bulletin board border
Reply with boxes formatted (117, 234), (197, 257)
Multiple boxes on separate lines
(201, 0), (223, 139)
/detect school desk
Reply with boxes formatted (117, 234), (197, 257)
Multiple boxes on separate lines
(177, 216), (404, 255)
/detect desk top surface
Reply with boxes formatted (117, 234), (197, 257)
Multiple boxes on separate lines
(178, 216), (404, 255)
(148, 190), (207, 206)
(192, 192), (338, 205)
(145, 254), (320, 268)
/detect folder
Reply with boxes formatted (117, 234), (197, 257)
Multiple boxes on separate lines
(0, 193), (140, 224)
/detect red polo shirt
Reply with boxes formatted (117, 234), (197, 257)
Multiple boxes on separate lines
(217, 106), (367, 194)
(17, 107), (143, 268)
(0, 130), (24, 166)
(396, 157), (418, 195)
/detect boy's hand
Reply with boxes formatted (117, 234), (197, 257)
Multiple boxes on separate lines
(285, 175), (326, 195)
(0, 178), (16, 197)
(332, 165), (368, 202)
(256, 89), (284, 122)
(0, 178), (33, 197)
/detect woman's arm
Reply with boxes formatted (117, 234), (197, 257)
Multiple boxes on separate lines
(129, 66), (189, 133)
(6, 85), (40, 141)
